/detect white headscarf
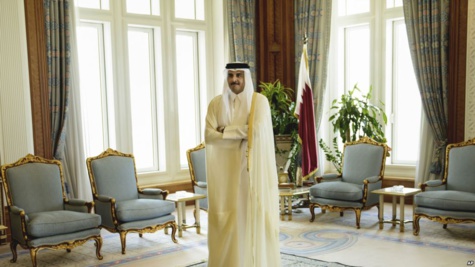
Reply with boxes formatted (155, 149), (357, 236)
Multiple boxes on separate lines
(221, 64), (254, 125)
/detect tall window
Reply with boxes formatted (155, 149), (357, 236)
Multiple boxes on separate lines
(329, 0), (421, 174)
(76, 0), (212, 180)
(386, 20), (421, 164)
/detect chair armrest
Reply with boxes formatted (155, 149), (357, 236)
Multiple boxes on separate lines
(64, 199), (94, 213)
(10, 205), (24, 215)
(316, 173), (342, 183)
(364, 176), (381, 184)
(9, 206), (28, 243)
(420, 179), (446, 191)
(139, 188), (164, 195)
(364, 177), (383, 206)
(138, 188), (167, 200)
(96, 195), (114, 203)
(196, 181), (207, 188)
(94, 195), (117, 228)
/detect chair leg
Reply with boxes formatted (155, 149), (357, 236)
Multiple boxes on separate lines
(413, 214), (421, 236)
(309, 203), (316, 222)
(169, 222), (178, 243)
(95, 236), (104, 260)
(120, 231), (127, 254)
(10, 240), (18, 263)
(29, 248), (39, 267)
(355, 209), (361, 229)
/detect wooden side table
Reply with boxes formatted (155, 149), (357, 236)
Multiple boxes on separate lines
(279, 187), (310, 221)
(372, 187), (421, 232)
(279, 189), (293, 220)
(0, 225), (7, 245)
(166, 192), (206, 237)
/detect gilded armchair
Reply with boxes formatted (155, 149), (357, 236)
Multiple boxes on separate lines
(86, 148), (177, 254)
(309, 137), (389, 228)
(186, 143), (208, 211)
(413, 138), (475, 235)
(1, 154), (103, 267)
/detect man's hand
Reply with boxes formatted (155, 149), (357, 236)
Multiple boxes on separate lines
(217, 126), (225, 133)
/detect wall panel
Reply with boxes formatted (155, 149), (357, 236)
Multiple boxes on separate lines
(465, 0), (475, 139)
(0, 0), (34, 165)
(256, 0), (295, 90)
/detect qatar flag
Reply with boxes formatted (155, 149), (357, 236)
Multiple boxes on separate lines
(294, 43), (318, 179)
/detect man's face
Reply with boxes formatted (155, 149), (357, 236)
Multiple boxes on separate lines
(227, 70), (246, 94)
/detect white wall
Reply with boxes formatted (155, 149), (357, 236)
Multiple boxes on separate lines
(0, 0), (34, 165)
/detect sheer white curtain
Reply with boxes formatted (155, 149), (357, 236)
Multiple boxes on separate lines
(62, 0), (93, 201)
(415, 112), (440, 186)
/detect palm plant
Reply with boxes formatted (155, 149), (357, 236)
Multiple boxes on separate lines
(258, 80), (298, 135)
(320, 84), (387, 172)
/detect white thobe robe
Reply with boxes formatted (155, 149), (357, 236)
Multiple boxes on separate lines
(205, 93), (281, 267)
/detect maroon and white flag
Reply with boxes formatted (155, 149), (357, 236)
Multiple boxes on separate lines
(294, 43), (318, 179)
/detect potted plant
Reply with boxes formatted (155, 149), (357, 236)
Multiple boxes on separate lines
(320, 84), (388, 172)
(258, 80), (298, 135)
(258, 80), (300, 183)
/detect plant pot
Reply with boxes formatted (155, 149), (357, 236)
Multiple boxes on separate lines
(275, 134), (293, 172)
(278, 172), (289, 184)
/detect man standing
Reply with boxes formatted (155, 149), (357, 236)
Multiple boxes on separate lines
(205, 63), (281, 267)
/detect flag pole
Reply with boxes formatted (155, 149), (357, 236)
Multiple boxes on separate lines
(295, 31), (319, 182)
(302, 33), (309, 73)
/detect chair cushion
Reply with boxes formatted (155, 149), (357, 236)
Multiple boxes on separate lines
(191, 149), (207, 183)
(91, 156), (139, 201)
(342, 144), (384, 184)
(6, 163), (64, 214)
(27, 210), (101, 238)
(415, 207), (475, 220)
(446, 145), (475, 192)
(116, 199), (175, 223)
(415, 190), (475, 212)
(310, 181), (363, 201)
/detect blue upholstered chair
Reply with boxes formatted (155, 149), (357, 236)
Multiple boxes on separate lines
(1, 154), (103, 267)
(309, 137), (389, 229)
(413, 138), (475, 236)
(186, 143), (208, 211)
(86, 148), (177, 254)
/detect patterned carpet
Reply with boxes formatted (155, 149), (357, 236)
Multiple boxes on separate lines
(187, 253), (354, 267)
(0, 203), (474, 267)
(279, 204), (475, 267)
